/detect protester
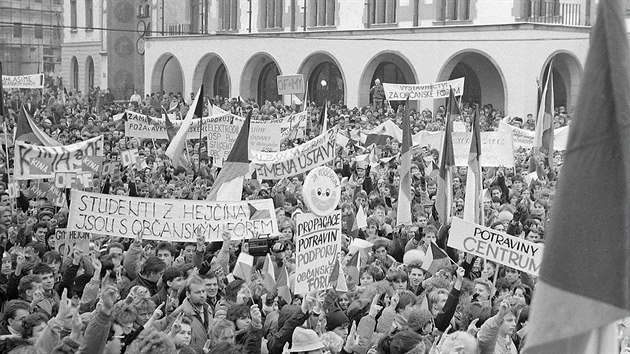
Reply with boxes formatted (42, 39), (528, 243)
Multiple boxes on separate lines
(0, 78), (571, 354)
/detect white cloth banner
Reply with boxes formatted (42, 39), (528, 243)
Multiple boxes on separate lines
(498, 121), (570, 151)
(251, 128), (338, 180)
(448, 217), (544, 276)
(294, 211), (341, 294)
(14, 136), (104, 180)
(2, 74), (44, 89)
(208, 112), (308, 165)
(67, 190), (279, 242)
(413, 131), (514, 167)
(383, 77), (465, 101)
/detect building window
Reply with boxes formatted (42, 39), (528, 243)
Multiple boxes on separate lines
(220, 0), (238, 31)
(86, 56), (94, 90)
(261, 0), (283, 29)
(368, 0), (397, 25)
(308, 0), (335, 27)
(214, 64), (229, 98)
(71, 57), (79, 89)
(436, 0), (470, 22)
(86, 0), (94, 29)
(71, 0), (77, 29)
(13, 23), (22, 38)
(34, 24), (43, 39)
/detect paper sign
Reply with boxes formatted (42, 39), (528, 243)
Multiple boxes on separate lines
(303, 166), (341, 216)
(67, 190), (279, 242)
(277, 74), (305, 95)
(294, 211), (342, 294)
(52, 229), (90, 257)
(383, 77), (465, 101)
(448, 217), (544, 276)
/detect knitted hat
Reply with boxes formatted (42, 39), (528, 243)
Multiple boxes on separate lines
(326, 309), (350, 331)
(289, 327), (325, 353)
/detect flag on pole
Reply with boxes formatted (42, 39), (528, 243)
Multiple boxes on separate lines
(262, 253), (276, 293)
(319, 102), (328, 132)
(232, 252), (254, 283)
(525, 1), (630, 353)
(166, 85), (203, 167)
(534, 60), (555, 168)
(356, 204), (368, 230)
(206, 110), (252, 201)
(276, 265), (292, 304)
(345, 251), (361, 287)
(161, 107), (177, 143)
(435, 89), (457, 225)
(16, 106), (60, 146)
(0, 61), (4, 124)
(328, 259), (348, 293)
(421, 242), (451, 276)
(397, 98), (412, 226)
(463, 105), (483, 224)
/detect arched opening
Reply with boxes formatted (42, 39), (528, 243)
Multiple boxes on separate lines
(359, 51), (418, 109)
(151, 53), (184, 95)
(193, 54), (230, 99)
(239, 53), (282, 103)
(71, 57), (79, 90)
(85, 56), (94, 91)
(257, 62), (280, 104)
(299, 52), (346, 107)
(214, 64), (229, 99)
(437, 51), (506, 113)
(541, 52), (582, 113)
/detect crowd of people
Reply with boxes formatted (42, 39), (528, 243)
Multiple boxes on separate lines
(0, 80), (571, 354)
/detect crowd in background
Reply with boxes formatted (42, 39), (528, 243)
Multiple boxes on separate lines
(0, 79), (570, 354)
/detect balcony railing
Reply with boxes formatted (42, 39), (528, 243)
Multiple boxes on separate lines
(524, 1), (582, 26)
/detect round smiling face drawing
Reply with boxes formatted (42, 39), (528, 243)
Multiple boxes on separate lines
(304, 166), (341, 216)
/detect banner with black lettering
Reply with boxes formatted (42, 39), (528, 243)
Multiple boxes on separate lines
(448, 217), (544, 276)
(2, 74), (44, 89)
(294, 211), (341, 294)
(383, 77), (465, 101)
(52, 229), (90, 257)
(14, 136), (104, 180)
(125, 110), (230, 140)
(251, 128), (337, 179)
(67, 190), (278, 242)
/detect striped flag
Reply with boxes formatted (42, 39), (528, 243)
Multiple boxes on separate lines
(525, 1), (630, 352)
(166, 85), (203, 167)
(206, 110), (252, 201)
(463, 105), (483, 224)
(261, 253), (276, 293)
(16, 106), (60, 146)
(435, 89), (457, 225)
(356, 204), (368, 230)
(319, 102), (328, 132)
(421, 242), (451, 276)
(328, 259), (348, 293)
(0, 62), (4, 124)
(396, 98), (412, 226)
(345, 251), (361, 287)
(162, 107), (177, 143)
(534, 60), (555, 169)
(232, 252), (254, 283)
(276, 265), (292, 304)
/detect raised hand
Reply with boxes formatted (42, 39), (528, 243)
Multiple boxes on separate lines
(369, 294), (383, 318)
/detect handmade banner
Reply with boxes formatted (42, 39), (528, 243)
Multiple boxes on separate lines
(52, 228), (90, 257)
(2, 74), (44, 89)
(448, 217), (543, 276)
(452, 131), (514, 167)
(125, 111), (230, 140)
(383, 77), (465, 101)
(14, 136), (104, 180)
(414, 131), (514, 167)
(67, 191), (279, 242)
(208, 112), (307, 164)
(294, 210), (342, 294)
(251, 128), (337, 179)
(498, 121), (569, 151)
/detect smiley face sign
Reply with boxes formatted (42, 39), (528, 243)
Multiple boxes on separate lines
(303, 166), (341, 216)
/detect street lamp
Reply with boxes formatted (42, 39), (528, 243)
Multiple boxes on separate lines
(320, 79), (328, 105)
